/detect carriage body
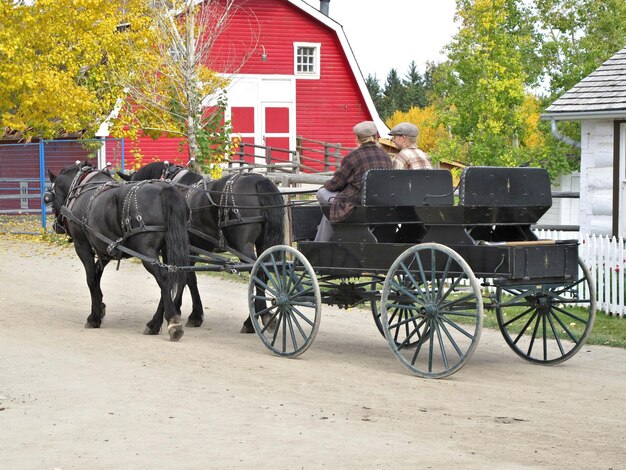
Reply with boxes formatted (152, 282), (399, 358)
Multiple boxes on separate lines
(296, 167), (578, 283)
(248, 167), (596, 378)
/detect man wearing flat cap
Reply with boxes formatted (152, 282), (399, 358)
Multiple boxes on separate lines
(388, 122), (432, 170)
(314, 121), (391, 242)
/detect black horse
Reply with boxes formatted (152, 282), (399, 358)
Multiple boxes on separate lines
(119, 161), (285, 333)
(46, 162), (190, 341)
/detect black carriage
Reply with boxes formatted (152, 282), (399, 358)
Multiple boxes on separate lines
(246, 166), (596, 378)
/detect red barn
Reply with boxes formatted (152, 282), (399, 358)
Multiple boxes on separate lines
(112, 0), (386, 168)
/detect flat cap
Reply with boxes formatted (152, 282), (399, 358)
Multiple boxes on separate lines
(352, 121), (378, 138)
(388, 122), (419, 137)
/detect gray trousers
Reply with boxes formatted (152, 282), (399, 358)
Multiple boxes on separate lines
(314, 187), (337, 242)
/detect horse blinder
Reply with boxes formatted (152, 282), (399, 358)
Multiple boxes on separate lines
(43, 189), (54, 205)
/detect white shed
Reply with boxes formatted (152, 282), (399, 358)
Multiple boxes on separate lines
(541, 46), (626, 237)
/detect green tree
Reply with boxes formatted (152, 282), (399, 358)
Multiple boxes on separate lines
(433, 0), (548, 168)
(534, 0), (626, 97)
(403, 61), (427, 109)
(380, 68), (404, 120)
(365, 74), (384, 113)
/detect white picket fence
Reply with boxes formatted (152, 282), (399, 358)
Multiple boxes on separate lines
(535, 229), (625, 317)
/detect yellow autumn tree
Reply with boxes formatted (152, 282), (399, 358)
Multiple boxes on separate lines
(0, 0), (153, 141)
(386, 105), (450, 156)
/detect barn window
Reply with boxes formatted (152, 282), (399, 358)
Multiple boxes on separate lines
(294, 42), (321, 79)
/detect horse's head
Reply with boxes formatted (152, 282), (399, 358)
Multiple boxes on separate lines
(44, 161), (95, 234)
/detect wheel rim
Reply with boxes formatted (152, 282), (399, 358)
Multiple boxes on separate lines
(496, 257), (596, 365)
(248, 245), (321, 357)
(381, 243), (483, 378)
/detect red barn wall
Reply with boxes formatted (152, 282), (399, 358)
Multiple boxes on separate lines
(213, 0), (370, 149)
(115, 0), (376, 169)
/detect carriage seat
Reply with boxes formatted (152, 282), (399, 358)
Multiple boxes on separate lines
(325, 169), (454, 243)
(416, 166), (553, 245)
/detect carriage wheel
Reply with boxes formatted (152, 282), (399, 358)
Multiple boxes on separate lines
(371, 279), (429, 349)
(381, 243), (483, 378)
(248, 245), (321, 357)
(495, 257), (596, 365)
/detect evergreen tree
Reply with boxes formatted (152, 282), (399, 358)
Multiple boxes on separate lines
(403, 61), (426, 109)
(381, 68), (404, 120)
(365, 74), (384, 113)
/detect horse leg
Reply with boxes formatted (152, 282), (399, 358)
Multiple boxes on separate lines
(145, 298), (165, 335)
(141, 260), (184, 341)
(238, 240), (275, 334)
(75, 244), (108, 328)
(184, 269), (204, 327)
(146, 270), (191, 333)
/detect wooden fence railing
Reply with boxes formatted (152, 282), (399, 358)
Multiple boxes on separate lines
(225, 137), (353, 176)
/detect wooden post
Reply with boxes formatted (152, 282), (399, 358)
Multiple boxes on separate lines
(334, 143), (342, 170)
(265, 146), (271, 167)
(323, 143), (331, 172)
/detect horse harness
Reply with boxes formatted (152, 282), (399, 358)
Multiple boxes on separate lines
(179, 173), (265, 262)
(59, 168), (174, 269)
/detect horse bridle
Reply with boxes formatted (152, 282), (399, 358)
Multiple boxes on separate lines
(43, 163), (96, 235)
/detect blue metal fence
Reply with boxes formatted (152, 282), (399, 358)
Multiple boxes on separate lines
(0, 138), (125, 232)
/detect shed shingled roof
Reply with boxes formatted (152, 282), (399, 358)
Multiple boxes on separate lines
(544, 46), (626, 118)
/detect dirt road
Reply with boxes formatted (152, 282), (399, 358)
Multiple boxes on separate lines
(1, 238), (624, 469)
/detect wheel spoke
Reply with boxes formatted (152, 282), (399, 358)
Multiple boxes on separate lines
(285, 313), (299, 352)
(512, 310), (538, 345)
(549, 307), (581, 343)
(434, 322), (450, 370)
(440, 315), (475, 341)
(525, 312), (542, 357)
(546, 309), (566, 356)
(438, 318), (464, 357)
(502, 306), (535, 328)
(289, 305), (316, 328)
(252, 274), (280, 298)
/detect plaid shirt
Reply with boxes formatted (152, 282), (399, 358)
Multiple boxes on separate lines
(392, 146), (432, 170)
(323, 142), (391, 222)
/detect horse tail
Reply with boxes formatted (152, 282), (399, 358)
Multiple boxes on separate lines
(161, 186), (189, 286)
(255, 177), (285, 250)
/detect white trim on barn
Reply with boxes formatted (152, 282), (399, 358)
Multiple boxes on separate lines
(221, 74), (297, 163)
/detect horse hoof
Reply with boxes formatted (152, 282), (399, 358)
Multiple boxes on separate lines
(168, 323), (184, 342)
(185, 317), (203, 328)
(240, 324), (255, 334)
(143, 326), (159, 335)
(85, 321), (101, 329)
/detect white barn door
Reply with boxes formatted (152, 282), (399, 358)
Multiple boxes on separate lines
(224, 75), (296, 167)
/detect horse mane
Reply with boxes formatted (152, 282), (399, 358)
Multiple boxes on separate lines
(117, 161), (204, 185)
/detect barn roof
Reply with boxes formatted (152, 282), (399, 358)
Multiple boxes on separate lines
(542, 46), (626, 120)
